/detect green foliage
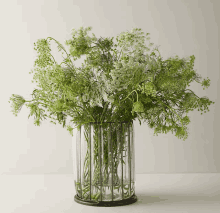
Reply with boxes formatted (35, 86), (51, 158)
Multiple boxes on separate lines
(9, 26), (215, 141)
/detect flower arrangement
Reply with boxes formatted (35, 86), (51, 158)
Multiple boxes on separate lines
(9, 26), (215, 141)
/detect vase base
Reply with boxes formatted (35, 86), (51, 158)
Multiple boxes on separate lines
(74, 193), (137, 207)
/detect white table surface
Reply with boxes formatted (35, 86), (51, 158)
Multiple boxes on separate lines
(0, 174), (219, 213)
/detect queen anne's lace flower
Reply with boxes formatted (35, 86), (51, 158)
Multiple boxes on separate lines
(9, 26), (215, 141)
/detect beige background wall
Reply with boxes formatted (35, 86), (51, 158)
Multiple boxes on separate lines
(1, 0), (219, 174)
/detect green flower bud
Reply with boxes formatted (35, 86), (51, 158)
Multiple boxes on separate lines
(133, 101), (144, 112)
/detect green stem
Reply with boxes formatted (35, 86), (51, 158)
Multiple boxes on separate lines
(120, 90), (138, 104)
(184, 89), (200, 99)
(47, 52), (57, 64)
(74, 105), (96, 122)
(46, 37), (75, 68)
(60, 55), (75, 72)
(25, 100), (48, 108)
(100, 102), (109, 124)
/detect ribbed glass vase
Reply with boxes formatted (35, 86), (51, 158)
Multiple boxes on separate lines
(72, 121), (137, 207)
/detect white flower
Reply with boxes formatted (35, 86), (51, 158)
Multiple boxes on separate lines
(102, 90), (108, 102)
(89, 99), (95, 107)
(95, 97), (103, 107)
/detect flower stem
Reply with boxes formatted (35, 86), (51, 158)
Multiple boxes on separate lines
(120, 90), (138, 103)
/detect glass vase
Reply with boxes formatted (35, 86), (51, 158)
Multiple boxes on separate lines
(72, 121), (137, 207)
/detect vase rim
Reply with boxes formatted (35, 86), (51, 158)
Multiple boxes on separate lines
(88, 121), (133, 123)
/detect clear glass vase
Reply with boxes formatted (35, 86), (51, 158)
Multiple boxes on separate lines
(72, 121), (137, 206)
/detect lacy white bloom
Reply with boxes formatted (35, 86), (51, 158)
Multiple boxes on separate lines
(95, 96), (103, 107)
(102, 90), (108, 102)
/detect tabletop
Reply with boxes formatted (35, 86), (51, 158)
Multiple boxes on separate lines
(0, 173), (219, 213)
